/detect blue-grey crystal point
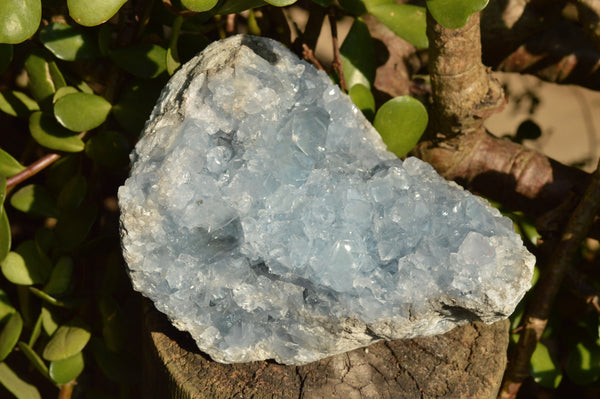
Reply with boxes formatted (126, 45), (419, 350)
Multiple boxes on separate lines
(118, 35), (535, 365)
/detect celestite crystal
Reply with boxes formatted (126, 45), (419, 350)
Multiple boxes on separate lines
(118, 35), (535, 365)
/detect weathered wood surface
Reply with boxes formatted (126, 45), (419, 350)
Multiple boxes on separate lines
(142, 301), (509, 399)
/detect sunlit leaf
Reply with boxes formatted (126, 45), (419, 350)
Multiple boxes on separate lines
(10, 184), (59, 218)
(39, 22), (100, 61)
(0, 207), (9, 262)
(53, 87), (79, 103)
(28, 312), (42, 347)
(17, 342), (48, 378)
(0, 0), (41, 44)
(29, 111), (85, 152)
(67, 0), (128, 27)
(0, 90), (39, 117)
(0, 44), (12, 73)
(43, 318), (91, 361)
(426, 0), (488, 29)
(374, 95), (428, 157)
(49, 352), (84, 384)
(369, 4), (428, 48)
(110, 44), (167, 79)
(340, 18), (376, 89)
(24, 50), (66, 105)
(43, 256), (74, 296)
(265, 0), (297, 5)
(112, 79), (164, 133)
(167, 16), (183, 76)
(531, 341), (563, 389)
(1, 240), (52, 285)
(41, 306), (59, 336)
(54, 92), (111, 132)
(85, 130), (130, 168)
(0, 362), (41, 399)
(0, 312), (23, 361)
(182, 0), (219, 12)
(349, 84), (375, 121)
(0, 148), (25, 178)
(566, 341), (600, 385)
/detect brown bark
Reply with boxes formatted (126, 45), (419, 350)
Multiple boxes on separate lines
(143, 302), (509, 399)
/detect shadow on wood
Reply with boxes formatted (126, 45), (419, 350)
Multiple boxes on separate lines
(142, 300), (509, 398)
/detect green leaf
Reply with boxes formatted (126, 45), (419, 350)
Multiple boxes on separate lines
(340, 18), (376, 89)
(0, 176), (5, 207)
(312, 0), (334, 6)
(0, 207), (9, 262)
(349, 84), (375, 121)
(43, 319), (91, 361)
(41, 306), (59, 336)
(10, 184), (59, 218)
(0, 312), (23, 361)
(28, 312), (42, 347)
(0, 0), (41, 44)
(43, 256), (74, 296)
(67, 0), (128, 27)
(264, 0), (297, 5)
(24, 50), (67, 105)
(57, 175), (87, 210)
(110, 44), (167, 79)
(374, 95), (428, 157)
(0, 148), (25, 178)
(167, 16), (183, 76)
(35, 228), (54, 254)
(53, 87), (80, 104)
(0, 290), (15, 324)
(39, 23), (100, 61)
(0, 362), (41, 399)
(54, 92), (111, 132)
(49, 352), (84, 384)
(531, 341), (563, 389)
(112, 79), (164, 133)
(85, 130), (130, 168)
(1, 240), (52, 285)
(182, 0), (219, 12)
(0, 90), (40, 118)
(55, 203), (98, 252)
(369, 4), (428, 49)
(566, 341), (600, 385)
(214, 0), (267, 15)
(426, 0), (488, 29)
(29, 111), (85, 152)
(17, 342), (48, 378)
(0, 44), (12, 73)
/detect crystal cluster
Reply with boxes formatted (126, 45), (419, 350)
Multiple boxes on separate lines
(118, 35), (535, 365)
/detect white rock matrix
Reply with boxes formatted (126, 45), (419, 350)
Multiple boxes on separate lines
(118, 35), (535, 365)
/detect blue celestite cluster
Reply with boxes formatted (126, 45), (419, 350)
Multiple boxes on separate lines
(118, 35), (535, 365)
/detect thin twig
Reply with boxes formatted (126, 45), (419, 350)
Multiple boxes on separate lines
(328, 7), (346, 92)
(499, 159), (600, 398)
(226, 13), (236, 34)
(302, 44), (324, 70)
(6, 153), (61, 190)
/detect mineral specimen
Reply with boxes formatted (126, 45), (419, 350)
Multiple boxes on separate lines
(118, 35), (535, 365)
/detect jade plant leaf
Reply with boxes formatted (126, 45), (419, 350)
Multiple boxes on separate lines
(368, 4), (428, 48)
(41, 306), (59, 336)
(10, 184), (59, 218)
(0, 148), (25, 178)
(112, 79), (164, 133)
(531, 341), (563, 389)
(0, 363), (41, 399)
(85, 130), (130, 168)
(110, 44), (167, 79)
(1, 240), (52, 285)
(29, 111), (85, 152)
(349, 84), (375, 121)
(43, 256), (74, 296)
(24, 50), (66, 105)
(214, 0), (267, 15)
(265, 0), (298, 5)
(0, 0), (42, 44)
(566, 341), (600, 385)
(0, 90), (39, 118)
(53, 87), (79, 103)
(39, 23), (100, 61)
(0, 312), (23, 361)
(42, 319), (91, 361)
(340, 18), (376, 89)
(182, 0), (219, 12)
(426, 0), (489, 29)
(54, 92), (111, 132)
(67, 0), (128, 27)
(0, 44), (12, 73)
(49, 352), (84, 384)
(373, 95), (428, 157)
(0, 207), (9, 262)
(57, 175), (87, 210)
(0, 290), (14, 323)
(17, 342), (49, 378)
